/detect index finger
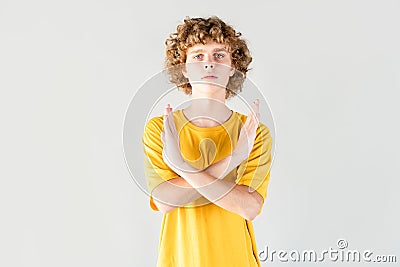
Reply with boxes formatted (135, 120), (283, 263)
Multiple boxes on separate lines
(163, 104), (170, 119)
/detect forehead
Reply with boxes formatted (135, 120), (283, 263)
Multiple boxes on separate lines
(187, 40), (229, 54)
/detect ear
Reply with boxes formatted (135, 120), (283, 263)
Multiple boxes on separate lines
(229, 65), (235, 77)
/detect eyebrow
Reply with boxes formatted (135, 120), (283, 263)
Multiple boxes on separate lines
(188, 48), (229, 55)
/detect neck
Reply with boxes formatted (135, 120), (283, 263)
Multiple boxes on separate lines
(183, 86), (232, 126)
(191, 83), (226, 101)
(188, 86), (228, 111)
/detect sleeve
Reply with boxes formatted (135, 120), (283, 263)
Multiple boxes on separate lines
(142, 117), (180, 211)
(236, 123), (273, 204)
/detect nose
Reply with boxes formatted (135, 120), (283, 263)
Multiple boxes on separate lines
(203, 62), (214, 70)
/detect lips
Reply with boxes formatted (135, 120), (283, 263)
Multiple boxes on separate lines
(202, 75), (218, 79)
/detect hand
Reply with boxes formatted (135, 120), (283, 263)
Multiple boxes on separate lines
(231, 99), (260, 163)
(161, 104), (198, 175)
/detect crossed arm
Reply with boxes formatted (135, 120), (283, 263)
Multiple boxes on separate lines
(152, 101), (264, 221)
(152, 153), (264, 221)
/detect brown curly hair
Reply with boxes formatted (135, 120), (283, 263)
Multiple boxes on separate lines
(164, 16), (252, 100)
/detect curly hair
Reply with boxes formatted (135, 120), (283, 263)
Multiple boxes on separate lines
(164, 16), (252, 100)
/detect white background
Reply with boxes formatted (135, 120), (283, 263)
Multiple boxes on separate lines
(0, 0), (399, 266)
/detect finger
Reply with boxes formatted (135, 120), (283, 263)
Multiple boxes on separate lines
(166, 108), (179, 136)
(248, 106), (256, 127)
(164, 117), (177, 146)
(244, 117), (255, 139)
(164, 117), (174, 138)
(252, 99), (259, 114)
(163, 104), (170, 119)
(252, 99), (260, 124)
(244, 107), (254, 127)
(163, 106), (169, 128)
(250, 111), (258, 131)
(246, 108), (254, 124)
(245, 100), (257, 126)
(163, 108), (175, 140)
(247, 116), (256, 134)
(160, 131), (165, 144)
(253, 99), (259, 108)
(247, 108), (258, 132)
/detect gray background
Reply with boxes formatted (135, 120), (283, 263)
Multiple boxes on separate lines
(0, 0), (399, 266)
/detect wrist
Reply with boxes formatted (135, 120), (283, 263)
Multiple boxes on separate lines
(178, 161), (201, 175)
(203, 154), (230, 179)
(230, 150), (245, 166)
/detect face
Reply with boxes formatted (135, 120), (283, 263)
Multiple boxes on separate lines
(182, 40), (235, 89)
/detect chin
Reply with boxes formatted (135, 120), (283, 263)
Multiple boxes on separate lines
(198, 84), (226, 92)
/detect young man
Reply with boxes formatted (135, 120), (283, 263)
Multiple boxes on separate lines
(142, 16), (273, 267)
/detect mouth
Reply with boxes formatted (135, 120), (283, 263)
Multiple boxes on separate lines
(202, 75), (218, 79)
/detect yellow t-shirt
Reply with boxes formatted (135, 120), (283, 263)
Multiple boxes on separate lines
(142, 109), (273, 267)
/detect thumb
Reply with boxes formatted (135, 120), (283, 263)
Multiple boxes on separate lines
(160, 131), (165, 144)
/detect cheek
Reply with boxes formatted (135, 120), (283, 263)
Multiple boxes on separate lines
(184, 62), (204, 79)
(216, 62), (234, 75)
(225, 58), (233, 67)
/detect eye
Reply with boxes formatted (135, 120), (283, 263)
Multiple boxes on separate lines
(215, 53), (225, 59)
(193, 54), (203, 59)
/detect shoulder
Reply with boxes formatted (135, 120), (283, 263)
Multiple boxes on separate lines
(144, 115), (163, 132)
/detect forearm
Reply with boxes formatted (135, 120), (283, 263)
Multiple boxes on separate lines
(152, 177), (202, 213)
(157, 146), (256, 217)
(152, 152), (238, 214)
(179, 170), (262, 220)
(203, 152), (242, 179)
